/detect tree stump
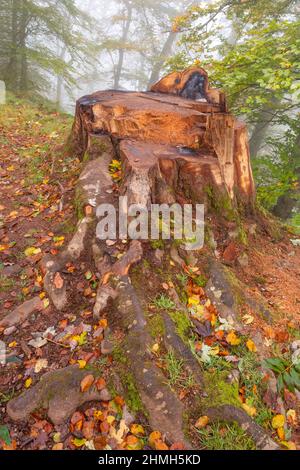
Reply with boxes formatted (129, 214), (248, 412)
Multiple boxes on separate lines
(31, 68), (278, 449)
(69, 67), (255, 211)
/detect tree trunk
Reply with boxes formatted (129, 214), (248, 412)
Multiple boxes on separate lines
(19, 0), (28, 93)
(4, 0), (18, 90)
(113, 1), (133, 89)
(147, 31), (177, 89)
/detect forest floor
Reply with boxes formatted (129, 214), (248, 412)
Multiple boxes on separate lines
(0, 96), (299, 451)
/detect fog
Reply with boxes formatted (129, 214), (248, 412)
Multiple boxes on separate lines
(58, 0), (213, 113)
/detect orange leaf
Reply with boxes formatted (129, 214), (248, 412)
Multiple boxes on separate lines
(149, 430), (161, 448)
(155, 439), (169, 450)
(195, 416), (209, 429)
(95, 377), (106, 391)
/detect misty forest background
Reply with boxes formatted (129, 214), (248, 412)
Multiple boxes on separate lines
(0, 0), (299, 228)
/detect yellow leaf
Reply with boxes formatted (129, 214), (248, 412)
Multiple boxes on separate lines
(195, 416), (209, 429)
(242, 403), (257, 417)
(281, 441), (297, 450)
(151, 343), (159, 353)
(226, 331), (241, 346)
(243, 314), (254, 324)
(77, 360), (87, 369)
(8, 341), (17, 348)
(39, 292), (46, 299)
(72, 438), (86, 448)
(25, 378), (32, 388)
(246, 339), (257, 352)
(43, 298), (50, 309)
(107, 415), (115, 425)
(24, 246), (41, 257)
(188, 295), (200, 306)
(272, 414), (285, 429)
(131, 424), (145, 436)
(52, 443), (63, 450)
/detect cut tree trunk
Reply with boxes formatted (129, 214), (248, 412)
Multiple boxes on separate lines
(69, 67), (255, 210)
(6, 68), (275, 449)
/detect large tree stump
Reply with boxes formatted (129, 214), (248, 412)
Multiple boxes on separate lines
(33, 68), (278, 448)
(69, 67), (255, 210)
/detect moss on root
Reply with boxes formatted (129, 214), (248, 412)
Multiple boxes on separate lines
(201, 370), (241, 409)
(169, 311), (192, 344)
(147, 313), (165, 339)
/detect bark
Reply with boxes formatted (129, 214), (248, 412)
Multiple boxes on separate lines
(4, 0), (18, 90)
(113, 1), (133, 89)
(147, 31), (177, 89)
(19, 0), (29, 92)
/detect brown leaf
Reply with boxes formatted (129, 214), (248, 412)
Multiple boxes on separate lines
(82, 420), (95, 440)
(54, 272), (64, 289)
(80, 374), (95, 393)
(95, 377), (106, 391)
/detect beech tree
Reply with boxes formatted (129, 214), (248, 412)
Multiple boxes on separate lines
(0, 0), (95, 99)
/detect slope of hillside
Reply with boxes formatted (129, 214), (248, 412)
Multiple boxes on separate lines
(0, 96), (299, 451)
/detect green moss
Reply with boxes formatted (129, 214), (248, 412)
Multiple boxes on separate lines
(112, 344), (128, 365)
(150, 239), (164, 250)
(147, 313), (165, 339)
(119, 369), (145, 414)
(237, 219), (248, 245)
(169, 311), (192, 344)
(202, 370), (241, 409)
(205, 185), (236, 221)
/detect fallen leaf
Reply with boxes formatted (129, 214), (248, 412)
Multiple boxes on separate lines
(126, 434), (143, 450)
(272, 414), (285, 429)
(286, 409), (297, 426)
(72, 438), (86, 448)
(226, 331), (241, 346)
(242, 403), (256, 417)
(246, 339), (257, 352)
(95, 377), (106, 391)
(149, 430), (161, 448)
(130, 424), (145, 436)
(80, 374), (94, 393)
(195, 416), (209, 429)
(243, 314), (254, 325)
(77, 360), (86, 369)
(34, 359), (48, 373)
(25, 378), (32, 389)
(281, 441), (297, 450)
(277, 426), (285, 440)
(53, 272), (64, 289)
(24, 246), (41, 257)
(155, 439), (169, 450)
(52, 443), (63, 450)
(82, 420), (95, 440)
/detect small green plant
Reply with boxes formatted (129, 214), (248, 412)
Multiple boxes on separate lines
(165, 349), (184, 387)
(165, 349), (195, 389)
(194, 274), (208, 287)
(0, 276), (14, 292)
(176, 273), (188, 285)
(197, 421), (256, 450)
(263, 356), (300, 394)
(153, 294), (175, 310)
(150, 239), (164, 250)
